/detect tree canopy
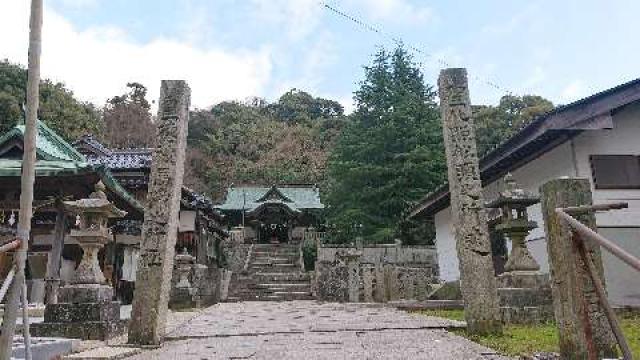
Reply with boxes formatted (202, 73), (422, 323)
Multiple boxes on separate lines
(103, 82), (155, 148)
(474, 95), (554, 156)
(185, 90), (348, 200)
(0, 59), (102, 141)
(324, 47), (446, 244)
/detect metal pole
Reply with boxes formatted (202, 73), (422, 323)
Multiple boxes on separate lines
(0, 0), (42, 358)
(573, 232), (633, 359)
(556, 210), (640, 273)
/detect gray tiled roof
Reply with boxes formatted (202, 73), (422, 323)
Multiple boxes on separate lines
(85, 148), (153, 170)
(217, 185), (324, 211)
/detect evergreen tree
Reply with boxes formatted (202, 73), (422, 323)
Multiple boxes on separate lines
(325, 46), (446, 244)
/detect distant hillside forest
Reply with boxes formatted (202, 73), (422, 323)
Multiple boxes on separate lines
(0, 48), (554, 244)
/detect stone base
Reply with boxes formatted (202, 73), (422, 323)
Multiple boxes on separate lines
(497, 271), (549, 288)
(497, 272), (553, 324)
(59, 284), (114, 303)
(31, 320), (127, 341)
(32, 300), (125, 340)
(45, 302), (120, 323)
(501, 305), (554, 325)
(169, 287), (198, 310)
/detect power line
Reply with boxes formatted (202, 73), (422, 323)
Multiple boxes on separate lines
(318, 1), (515, 96)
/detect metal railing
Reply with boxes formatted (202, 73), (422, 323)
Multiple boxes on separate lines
(556, 202), (639, 360)
(0, 238), (31, 359)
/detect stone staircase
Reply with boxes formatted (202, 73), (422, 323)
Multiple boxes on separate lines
(227, 243), (314, 302)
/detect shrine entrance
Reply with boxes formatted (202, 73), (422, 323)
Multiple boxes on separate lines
(250, 203), (296, 244)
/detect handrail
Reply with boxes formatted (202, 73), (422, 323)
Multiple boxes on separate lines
(556, 209), (640, 273)
(556, 203), (638, 360)
(241, 244), (253, 275)
(0, 239), (21, 253)
(0, 266), (16, 302)
(298, 239), (305, 272)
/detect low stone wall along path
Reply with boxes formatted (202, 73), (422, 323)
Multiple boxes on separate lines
(127, 301), (510, 359)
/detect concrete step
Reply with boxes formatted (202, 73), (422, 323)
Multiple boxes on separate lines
(251, 259), (296, 266)
(252, 256), (297, 262)
(254, 273), (311, 282)
(235, 292), (315, 301)
(250, 264), (301, 272)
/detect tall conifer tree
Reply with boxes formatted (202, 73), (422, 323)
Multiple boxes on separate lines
(326, 46), (446, 243)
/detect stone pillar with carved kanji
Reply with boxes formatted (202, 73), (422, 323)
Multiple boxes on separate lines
(129, 80), (190, 345)
(32, 182), (128, 340)
(439, 68), (502, 335)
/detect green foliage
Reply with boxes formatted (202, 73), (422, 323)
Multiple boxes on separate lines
(302, 239), (317, 271)
(103, 82), (154, 148)
(427, 281), (462, 300)
(0, 59), (102, 141)
(414, 309), (465, 321)
(186, 90), (348, 200)
(325, 46), (446, 244)
(416, 310), (640, 358)
(474, 95), (554, 156)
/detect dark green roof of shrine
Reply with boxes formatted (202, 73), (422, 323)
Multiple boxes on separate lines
(217, 185), (324, 212)
(0, 122), (144, 214)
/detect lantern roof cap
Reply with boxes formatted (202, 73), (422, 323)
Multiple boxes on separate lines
(486, 173), (540, 209)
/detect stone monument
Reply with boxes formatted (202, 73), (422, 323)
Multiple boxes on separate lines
(169, 248), (196, 310)
(129, 80), (190, 345)
(487, 174), (552, 324)
(32, 182), (127, 340)
(337, 248), (362, 302)
(438, 68), (502, 335)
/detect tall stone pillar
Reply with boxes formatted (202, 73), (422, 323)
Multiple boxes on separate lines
(540, 178), (616, 359)
(129, 80), (191, 345)
(438, 68), (502, 335)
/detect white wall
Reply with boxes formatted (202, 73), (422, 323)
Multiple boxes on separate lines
(433, 102), (640, 305)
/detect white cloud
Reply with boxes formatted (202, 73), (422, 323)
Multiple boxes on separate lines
(560, 80), (587, 103)
(0, 2), (273, 110)
(355, 0), (435, 25)
(250, 0), (322, 41)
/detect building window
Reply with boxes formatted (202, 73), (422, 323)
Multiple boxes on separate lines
(590, 155), (640, 189)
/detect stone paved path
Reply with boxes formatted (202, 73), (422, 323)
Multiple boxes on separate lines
(127, 301), (510, 360)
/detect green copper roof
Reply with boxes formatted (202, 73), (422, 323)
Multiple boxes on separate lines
(0, 120), (86, 162)
(0, 122), (144, 214)
(217, 185), (324, 212)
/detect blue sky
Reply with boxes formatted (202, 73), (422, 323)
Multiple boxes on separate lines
(1, 0), (639, 112)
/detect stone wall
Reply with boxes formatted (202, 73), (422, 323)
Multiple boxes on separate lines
(222, 241), (251, 273)
(314, 245), (439, 302)
(169, 262), (229, 309)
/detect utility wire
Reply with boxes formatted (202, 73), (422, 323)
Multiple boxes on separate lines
(319, 1), (515, 96)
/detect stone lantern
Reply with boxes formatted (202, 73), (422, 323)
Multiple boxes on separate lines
(32, 181), (128, 340)
(64, 181), (127, 292)
(486, 173), (540, 272)
(486, 174), (552, 324)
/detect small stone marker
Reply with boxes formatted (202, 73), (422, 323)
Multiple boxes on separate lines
(540, 178), (616, 358)
(128, 80), (191, 346)
(438, 68), (502, 335)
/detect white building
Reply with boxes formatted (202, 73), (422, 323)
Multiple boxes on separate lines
(409, 78), (640, 307)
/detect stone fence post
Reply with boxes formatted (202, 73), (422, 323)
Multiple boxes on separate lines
(540, 178), (616, 359)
